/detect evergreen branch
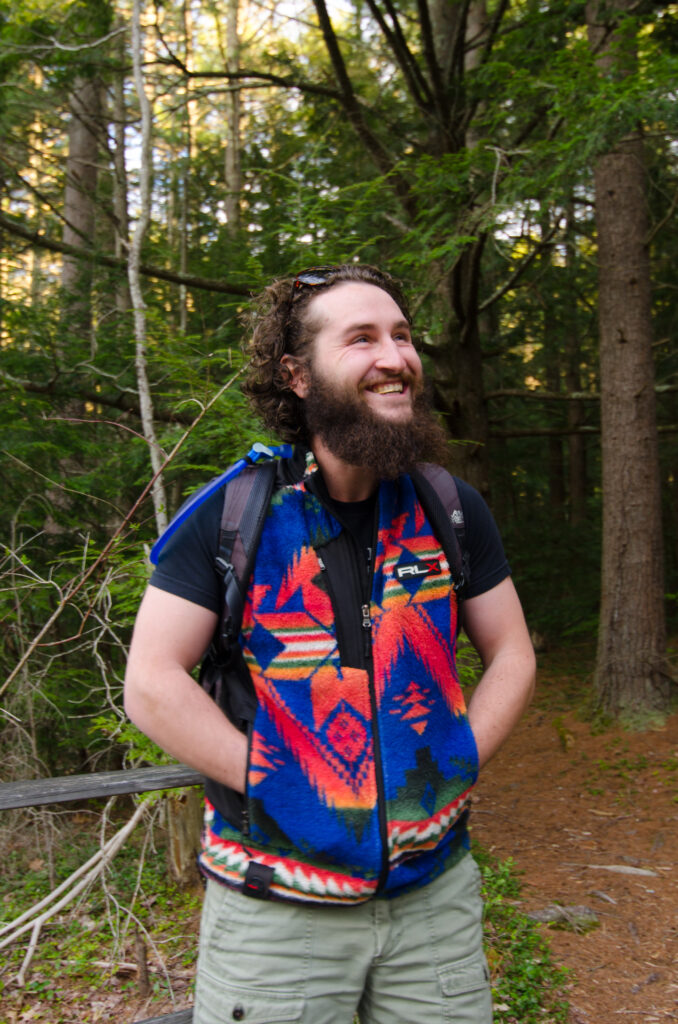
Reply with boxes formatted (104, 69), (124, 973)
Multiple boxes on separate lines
(0, 375), (196, 426)
(0, 212), (252, 297)
(0, 366), (247, 700)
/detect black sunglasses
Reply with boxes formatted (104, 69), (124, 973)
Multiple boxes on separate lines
(289, 266), (340, 301)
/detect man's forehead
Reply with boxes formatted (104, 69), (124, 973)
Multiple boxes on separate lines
(308, 280), (407, 329)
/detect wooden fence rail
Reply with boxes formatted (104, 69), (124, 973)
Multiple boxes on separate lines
(1, 764), (204, 1024)
(0, 765), (203, 811)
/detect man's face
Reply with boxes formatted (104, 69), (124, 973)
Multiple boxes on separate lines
(284, 281), (448, 478)
(299, 282), (424, 422)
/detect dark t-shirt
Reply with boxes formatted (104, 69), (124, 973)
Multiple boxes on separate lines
(150, 471), (510, 614)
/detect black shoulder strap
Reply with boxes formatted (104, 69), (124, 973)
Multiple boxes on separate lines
(214, 458), (278, 658)
(411, 464), (470, 595)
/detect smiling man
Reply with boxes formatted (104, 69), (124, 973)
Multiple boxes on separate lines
(125, 264), (536, 1024)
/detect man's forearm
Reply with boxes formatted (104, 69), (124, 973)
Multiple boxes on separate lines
(467, 648), (536, 769)
(124, 667), (248, 792)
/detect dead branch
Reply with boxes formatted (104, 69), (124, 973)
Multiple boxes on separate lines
(0, 800), (149, 986)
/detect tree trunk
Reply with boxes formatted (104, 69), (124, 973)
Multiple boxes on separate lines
(166, 789), (203, 888)
(62, 75), (102, 341)
(566, 360), (587, 526)
(224, 0), (242, 234)
(588, 2), (671, 716)
(564, 203), (587, 525)
(437, 241), (490, 495)
(112, 25), (131, 315)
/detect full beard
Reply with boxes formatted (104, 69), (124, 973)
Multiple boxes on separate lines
(302, 369), (450, 479)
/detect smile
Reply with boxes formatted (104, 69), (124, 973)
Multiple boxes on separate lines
(368, 381), (405, 395)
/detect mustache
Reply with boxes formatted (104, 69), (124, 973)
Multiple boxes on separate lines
(359, 370), (420, 393)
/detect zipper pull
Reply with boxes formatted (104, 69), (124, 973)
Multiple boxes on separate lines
(361, 603), (372, 658)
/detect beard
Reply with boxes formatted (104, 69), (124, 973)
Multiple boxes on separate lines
(302, 366), (450, 479)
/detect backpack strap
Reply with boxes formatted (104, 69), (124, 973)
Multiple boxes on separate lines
(214, 458), (279, 660)
(411, 464), (470, 596)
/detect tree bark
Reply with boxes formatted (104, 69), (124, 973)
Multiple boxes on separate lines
(588, 3), (671, 715)
(112, 25), (131, 315)
(61, 74), (102, 341)
(224, 0), (242, 234)
(437, 240), (490, 494)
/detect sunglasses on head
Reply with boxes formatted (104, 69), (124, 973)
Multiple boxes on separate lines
(290, 266), (340, 301)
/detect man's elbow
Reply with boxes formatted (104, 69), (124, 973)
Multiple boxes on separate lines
(523, 644), (537, 706)
(123, 661), (154, 729)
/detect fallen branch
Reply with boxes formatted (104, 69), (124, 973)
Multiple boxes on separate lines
(0, 799), (149, 986)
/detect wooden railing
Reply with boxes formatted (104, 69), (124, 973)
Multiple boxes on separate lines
(1, 765), (204, 1024)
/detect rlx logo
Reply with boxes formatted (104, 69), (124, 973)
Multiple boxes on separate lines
(395, 558), (442, 580)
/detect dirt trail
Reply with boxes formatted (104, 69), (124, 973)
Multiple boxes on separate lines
(473, 667), (678, 1024)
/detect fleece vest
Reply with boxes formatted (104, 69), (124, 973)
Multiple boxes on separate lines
(198, 467), (478, 904)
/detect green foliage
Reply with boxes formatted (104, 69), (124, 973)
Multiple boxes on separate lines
(476, 848), (570, 1024)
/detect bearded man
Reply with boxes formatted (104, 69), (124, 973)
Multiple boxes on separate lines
(125, 264), (535, 1024)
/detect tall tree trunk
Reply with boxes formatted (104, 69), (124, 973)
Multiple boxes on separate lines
(588, 3), (672, 716)
(564, 203), (587, 525)
(438, 240), (490, 495)
(62, 75), (102, 341)
(224, 0), (242, 234)
(112, 25), (131, 315)
(438, 0), (491, 494)
(178, 0), (195, 333)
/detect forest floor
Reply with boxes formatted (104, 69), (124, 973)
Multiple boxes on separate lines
(473, 642), (678, 1024)
(2, 644), (678, 1024)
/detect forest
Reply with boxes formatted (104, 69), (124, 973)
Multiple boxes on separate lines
(0, 0), (677, 1015)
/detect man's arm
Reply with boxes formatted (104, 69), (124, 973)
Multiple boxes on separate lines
(461, 577), (536, 770)
(124, 585), (248, 792)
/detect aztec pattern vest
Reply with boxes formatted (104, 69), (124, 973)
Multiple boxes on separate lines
(199, 462), (478, 904)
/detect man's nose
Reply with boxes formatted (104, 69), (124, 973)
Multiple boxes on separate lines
(373, 335), (409, 371)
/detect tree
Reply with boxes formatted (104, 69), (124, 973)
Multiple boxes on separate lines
(587, 0), (673, 716)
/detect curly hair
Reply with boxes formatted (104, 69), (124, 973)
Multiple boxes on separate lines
(242, 264), (413, 444)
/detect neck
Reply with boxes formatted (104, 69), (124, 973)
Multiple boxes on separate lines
(310, 437), (379, 502)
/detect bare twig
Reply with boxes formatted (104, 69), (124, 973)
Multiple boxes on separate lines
(1, 800), (149, 986)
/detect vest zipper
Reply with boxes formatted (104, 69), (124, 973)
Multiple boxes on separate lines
(316, 503), (390, 891)
(359, 519), (390, 894)
(241, 720), (254, 837)
(361, 603), (372, 660)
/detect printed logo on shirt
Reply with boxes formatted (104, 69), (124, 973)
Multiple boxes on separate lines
(395, 557), (442, 581)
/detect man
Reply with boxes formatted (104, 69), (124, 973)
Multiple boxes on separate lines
(125, 264), (535, 1024)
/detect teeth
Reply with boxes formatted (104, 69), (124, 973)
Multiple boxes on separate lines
(371, 382), (403, 394)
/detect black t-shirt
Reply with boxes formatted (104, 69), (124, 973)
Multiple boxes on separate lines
(150, 470), (510, 615)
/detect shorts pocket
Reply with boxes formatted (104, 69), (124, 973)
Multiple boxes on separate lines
(195, 978), (304, 1024)
(438, 950), (490, 996)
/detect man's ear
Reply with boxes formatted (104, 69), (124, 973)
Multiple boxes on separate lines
(281, 355), (310, 399)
